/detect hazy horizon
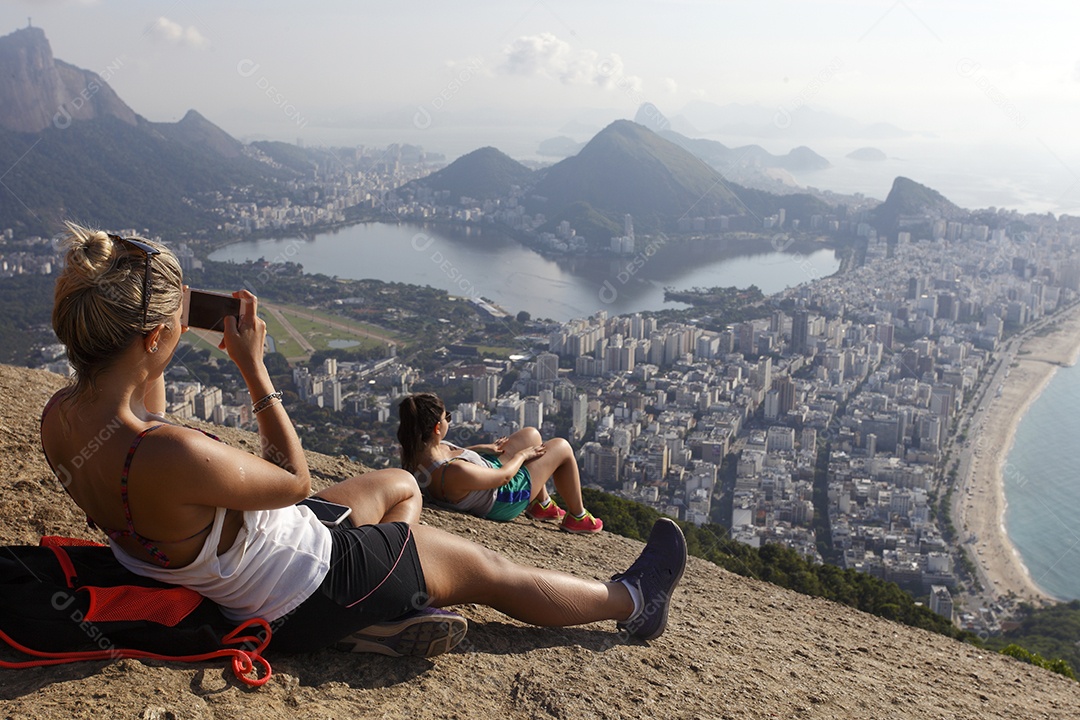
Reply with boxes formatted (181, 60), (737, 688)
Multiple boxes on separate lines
(4, 0), (1080, 214)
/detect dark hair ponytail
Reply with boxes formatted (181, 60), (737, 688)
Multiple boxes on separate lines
(397, 393), (445, 473)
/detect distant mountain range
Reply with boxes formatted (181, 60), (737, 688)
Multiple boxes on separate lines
(541, 104), (834, 177)
(0, 26), (968, 246)
(635, 103), (831, 174)
(548, 101), (911, 148)
(0, 26), (296, 237)
(410, 119), (834, 239)
(413, 122), (978, 244)
(672, 100), (910, 140)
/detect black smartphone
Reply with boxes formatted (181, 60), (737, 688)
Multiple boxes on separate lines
(182, 288), (241, 332)
(296, 497), (352, 528)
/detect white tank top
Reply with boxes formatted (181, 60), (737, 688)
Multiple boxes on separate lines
(110, 504), (332, 622)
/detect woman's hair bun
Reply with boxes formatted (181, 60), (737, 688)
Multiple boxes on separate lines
(61, 221), (117, 282)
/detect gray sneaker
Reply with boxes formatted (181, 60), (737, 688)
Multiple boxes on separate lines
(611, 518), (687, 641)
(335, 608), (468, 657)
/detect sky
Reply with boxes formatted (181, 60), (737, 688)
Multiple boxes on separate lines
(5, 0), (1080, 212)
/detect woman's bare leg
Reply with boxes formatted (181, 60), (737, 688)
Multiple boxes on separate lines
(497, 427), (555, 506)
(497, 427), (542, 456)
(412, 524), (633, 625)
(514, 437), (586, 516)
(315, 468), (422, 525)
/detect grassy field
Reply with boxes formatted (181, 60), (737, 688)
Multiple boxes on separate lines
(279, 303), (399, 342)
(475, 345), (519, 358)
(259, 310), (305, 358)
(179, 329), (230, 360)
(276, 305), (396, 354)
(277, 312), (348, 352)
(179, 303), (399, 362)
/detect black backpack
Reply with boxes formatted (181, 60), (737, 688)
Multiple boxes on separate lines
(0, 536), (273, 686)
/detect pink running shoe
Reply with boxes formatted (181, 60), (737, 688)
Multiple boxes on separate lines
(560, 510), (604, 534)
(524, 498), (567, 522)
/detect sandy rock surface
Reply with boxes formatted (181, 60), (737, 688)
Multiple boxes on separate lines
(2, 365), (1079, 719)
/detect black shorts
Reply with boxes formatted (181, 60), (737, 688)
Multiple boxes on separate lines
(268, 521), (428, 654)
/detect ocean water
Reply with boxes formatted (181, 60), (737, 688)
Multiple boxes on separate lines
(1004, 361), (1080, 600)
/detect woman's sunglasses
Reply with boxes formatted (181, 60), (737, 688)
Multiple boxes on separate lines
(108, 234), (160, 329)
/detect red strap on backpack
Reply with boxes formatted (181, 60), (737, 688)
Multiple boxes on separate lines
(0, 618), (273, 687)
(0, 536), (274, 687)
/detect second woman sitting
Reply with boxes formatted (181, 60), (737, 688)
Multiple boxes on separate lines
(397, 393), (603, 534)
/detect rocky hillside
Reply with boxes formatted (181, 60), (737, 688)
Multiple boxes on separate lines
(407, 146), (534, 201)
(1, 364), (1078, 719)
(0, 26), (299, 237)
(0, 26), (137, 134)
(531, 120), (745, 232)
(873, 176), (967, 236)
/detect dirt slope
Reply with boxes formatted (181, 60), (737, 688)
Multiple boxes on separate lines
(2, 365), (1078, 719)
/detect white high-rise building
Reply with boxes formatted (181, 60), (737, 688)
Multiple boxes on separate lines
(524, 397), (544, 429)
(765, 426), (795, 453)
(326, 378), (343, 412)
(535, 352), (559, 382)
(497, 396), (525, 430)
(194, 387), (223, 421)
(472, 372), (499, 406)
(929, 585), (953, 621)
(572, 394), (589, 439)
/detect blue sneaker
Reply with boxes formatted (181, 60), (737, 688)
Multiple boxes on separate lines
(611, 518), (687, 641)
(335, 608), (468, 657)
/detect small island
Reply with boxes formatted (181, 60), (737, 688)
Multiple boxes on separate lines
(847, 147), (887, 162)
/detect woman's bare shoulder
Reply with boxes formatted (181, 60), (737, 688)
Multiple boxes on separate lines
(131, 422), (237, 467)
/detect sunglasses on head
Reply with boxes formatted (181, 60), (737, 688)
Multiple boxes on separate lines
(108, 234), (161, 329)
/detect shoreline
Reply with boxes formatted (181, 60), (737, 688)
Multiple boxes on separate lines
(957, 301), (1080, 605)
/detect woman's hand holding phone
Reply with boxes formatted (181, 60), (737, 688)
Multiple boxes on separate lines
(220, 290), (268, 380)
(182, 287), (241, 332)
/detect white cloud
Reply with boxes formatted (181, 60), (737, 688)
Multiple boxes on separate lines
(663, 77), (679, 94)
(148, 17), (209, 49)
(500, 33), (640, 91)
(501, 32), (572, 79)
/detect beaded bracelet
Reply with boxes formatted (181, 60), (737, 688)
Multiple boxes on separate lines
(252, 390), (283, 414)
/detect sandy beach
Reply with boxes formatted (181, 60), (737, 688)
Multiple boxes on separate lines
(957, 301), (1080, 605)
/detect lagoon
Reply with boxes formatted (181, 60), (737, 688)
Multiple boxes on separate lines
(209, 223), (841, 322)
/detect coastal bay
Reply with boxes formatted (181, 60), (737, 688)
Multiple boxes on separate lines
(955, 301), (1080, 606)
